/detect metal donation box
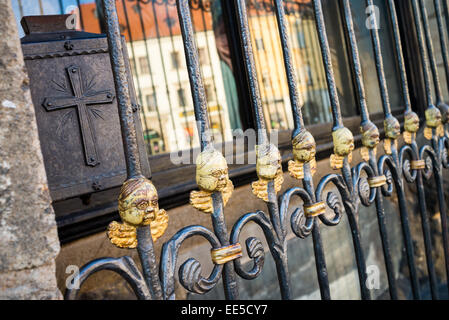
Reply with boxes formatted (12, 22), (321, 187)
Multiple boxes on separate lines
(21, 15), (150, 202)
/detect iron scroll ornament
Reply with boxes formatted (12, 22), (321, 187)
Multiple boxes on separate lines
(65, 0), (449, 300)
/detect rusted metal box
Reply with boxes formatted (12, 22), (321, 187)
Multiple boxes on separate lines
(21, 15), (150, 202)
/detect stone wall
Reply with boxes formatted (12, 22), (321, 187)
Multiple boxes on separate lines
(0, 0), (61, 299)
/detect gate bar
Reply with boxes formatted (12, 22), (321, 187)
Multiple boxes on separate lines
(102, 0), (163, 300)
(388, 0), (440, 300)
(176, 0), (239, 300)
(274, 0), (331, 300)
(341, 0), (398, 299)
(234, 0), (291, 299)
(363, 0), (424, 300)
(413, 0), (449, 296)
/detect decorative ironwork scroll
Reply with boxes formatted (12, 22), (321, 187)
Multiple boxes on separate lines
(65, 0), (449, 301)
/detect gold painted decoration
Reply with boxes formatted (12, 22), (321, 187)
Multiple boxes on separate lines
(404, 111), (420, 133)
(360, 147), (370, 162)
(252, 168), (284, 202)
(252, 144), (284, 201)
(304, 202), (326, 217)
(424, 127), (433, 140)
(411, 160), (426, 170)
(108, 177), (168, 248)
(437, 124), (445, 137)
(426, 106), (442, 128)
(190, 148), (234, 214)
(383, 139), (397, 155)
(211, 243), (243, 265)
(190, 179), (234, 214)
(288, 130), (316, 180)
(330, 127), (355, 170)
(403, 131), (416, 144)
(384, 116), (401, 140)
(368, 175), (387, 188)
(360, 121), (380, 149)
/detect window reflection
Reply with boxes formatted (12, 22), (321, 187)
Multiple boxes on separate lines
(12, 0), (242, 155)
(350, 0), (404, 113)
(246, 0), (357, 128)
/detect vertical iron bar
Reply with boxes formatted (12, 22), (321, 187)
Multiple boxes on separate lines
(343, 2), (398, 299)
(419, 0), (448, 111)
(176, 0), (239, 300)
(412, 0), (435, 108)
(434, 0), (449, 97)
(364, 0), (424, 299)
(198, 8), (225, 138)
(133, 0), (167, 153)
(76, 0), (85, 30)
(414, 0), (449, 296)
(235, 0), (291, 299)
(388, 0), (439, 300)
(164, 2), (194, 149)
(274, 0), (331, 300)
(150, 1), (181, 150)
(121, 0), (155, 156)
(312, 0), (343, 131)
(102, 0), (163, 300)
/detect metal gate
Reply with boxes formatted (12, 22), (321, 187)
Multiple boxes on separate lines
(64, 0), (449, 300)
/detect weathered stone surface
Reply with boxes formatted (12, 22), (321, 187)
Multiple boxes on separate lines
(0, 0), (61, 299)
(0, 261), (61, 300)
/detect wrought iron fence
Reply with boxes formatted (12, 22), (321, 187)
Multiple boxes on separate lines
(64, 0), (449, 300)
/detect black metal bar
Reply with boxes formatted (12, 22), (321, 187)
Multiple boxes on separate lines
(132, 0), (167, 152)
(102, 0), (163, 301)
(234, 0), (291, 299)
(149, 1), (181, 150)
(388, 0), (439, 300)
(434, 0), (449, 100)
(365, 0), (427, 300)
(274, 0), (331, 300)
(121, 0), (156, 156)
(176, 0), (239, 300)
(419, 0), (449, 124)
(414, 0), (449, 296)
(312, 0), (343, 131)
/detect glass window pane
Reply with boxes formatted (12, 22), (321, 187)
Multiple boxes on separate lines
(246, 0), (357, 130)
(350, 0), (405, 113)
(12, 0), (243, 156)
(423, 0), (449, 102)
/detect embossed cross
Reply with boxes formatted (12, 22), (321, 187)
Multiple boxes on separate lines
(42, 65), (115, 166)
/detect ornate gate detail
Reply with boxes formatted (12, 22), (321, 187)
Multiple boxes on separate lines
(64, 0), (449, 300)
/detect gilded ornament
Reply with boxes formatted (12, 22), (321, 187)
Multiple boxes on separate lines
(190, 148), (234, 214)
(108, 177), (168, 248)
(252, 144), (283, 201)
(288, 130), (316, 180)
(211, 243), (243, 265)
(360, 121), (380, 149)
(330, 127), (354, 169)
(425, 106), (442, 128)
(384, 116), (401, 140)
(404, 111), (420, 133)
(304, 202), (326, 217)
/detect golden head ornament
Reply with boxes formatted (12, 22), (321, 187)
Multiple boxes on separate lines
(288, 130), (316, 180)
(330, 127), (354, 169)
(425, 106), (442, 128)
(252, 143), (284, 202)
(107, 177), (168, 249)
(384, 116), (401, 140)
(403, 111), (420, 144)
(437, 101), (449, 124)
(360, 121), (380, 149)
(404, 111), (420, 133)
(190, 148), (234, 214)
